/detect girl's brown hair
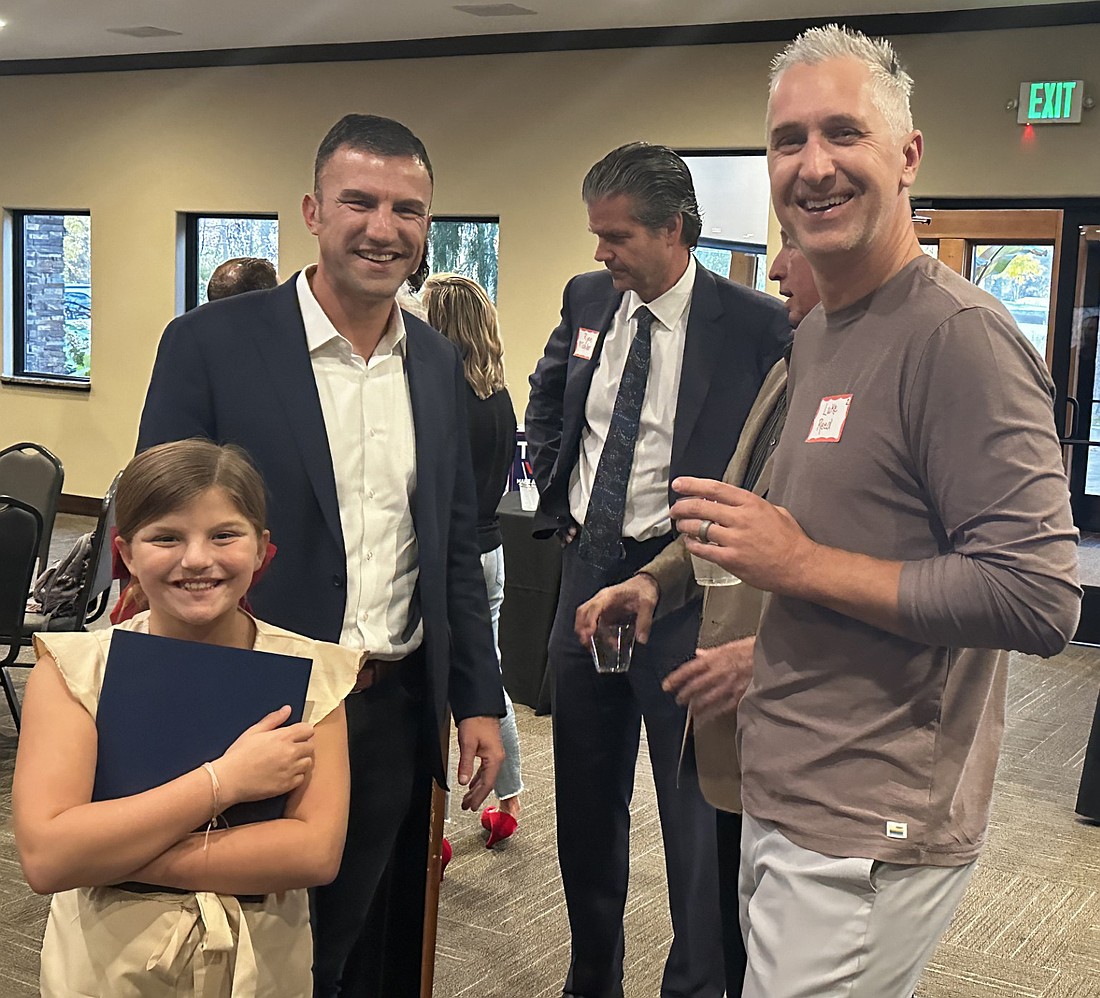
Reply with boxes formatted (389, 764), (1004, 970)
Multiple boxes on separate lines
(422, 273), (506, 400)
(116, 439), (267, 541)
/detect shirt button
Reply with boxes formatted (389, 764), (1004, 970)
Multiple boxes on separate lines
(368, 489), (375, 499)
(366, 551), (374, 561)
(332, 575), (344, 588)
(369, 429), (376, 438)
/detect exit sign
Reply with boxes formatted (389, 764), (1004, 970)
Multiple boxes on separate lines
(1018, 80), (1084, 123)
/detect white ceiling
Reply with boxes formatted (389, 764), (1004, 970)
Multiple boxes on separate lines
(0, 0), (1094, 63)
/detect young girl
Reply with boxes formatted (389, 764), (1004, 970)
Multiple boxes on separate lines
(12, 439), (360, 997)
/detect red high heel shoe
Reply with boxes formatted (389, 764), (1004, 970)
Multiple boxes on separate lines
(480, 806), (518, 848)
(440, 837), (452, 879)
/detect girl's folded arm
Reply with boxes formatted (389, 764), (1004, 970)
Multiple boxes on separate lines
(124, 705), (350, 896)
(13, 655), (224, 894)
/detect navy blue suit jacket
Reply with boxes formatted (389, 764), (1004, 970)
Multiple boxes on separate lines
(525, 265), (791, 539)
(137, 276), (504, 780)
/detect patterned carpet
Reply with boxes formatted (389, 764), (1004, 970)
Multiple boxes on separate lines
(0, 516), (1097, 996)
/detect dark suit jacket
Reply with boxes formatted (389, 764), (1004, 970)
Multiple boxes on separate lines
(137, 276), (504, 782)
(525, 265), (791, 538)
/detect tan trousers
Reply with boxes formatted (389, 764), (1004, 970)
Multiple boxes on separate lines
(739, 812), (976, 998)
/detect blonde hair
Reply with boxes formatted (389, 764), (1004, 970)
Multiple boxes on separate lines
(422, 273), (506, 400)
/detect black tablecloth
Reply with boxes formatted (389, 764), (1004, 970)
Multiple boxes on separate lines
(1077, 685), (1100, 821)
(497, 491), (560, 714)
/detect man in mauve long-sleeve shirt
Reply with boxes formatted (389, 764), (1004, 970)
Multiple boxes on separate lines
(670, 24), (1081, 998)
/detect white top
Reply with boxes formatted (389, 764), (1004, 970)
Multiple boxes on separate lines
(297, 267), (422, 659)
(569, 256), (695, 540)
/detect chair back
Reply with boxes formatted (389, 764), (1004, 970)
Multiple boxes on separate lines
(0, 442), (64, 577)
(0, 496), (42, 671)
(71, 471), (122, 627)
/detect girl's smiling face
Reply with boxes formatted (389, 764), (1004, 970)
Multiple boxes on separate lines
(116, 485), (268, 643)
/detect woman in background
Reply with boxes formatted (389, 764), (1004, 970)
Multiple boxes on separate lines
(423, 273), (523, 845)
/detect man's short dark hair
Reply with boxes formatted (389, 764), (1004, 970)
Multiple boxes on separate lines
(313, 114), (434, 192)
(207, 257), (278, 301)
(581, 142), (702, 248)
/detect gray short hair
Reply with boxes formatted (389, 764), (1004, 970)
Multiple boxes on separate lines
(581, 142), (702, 249)
(769, 24), (914, 137)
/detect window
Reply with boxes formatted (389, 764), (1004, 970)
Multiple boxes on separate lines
(426, 217), (499, 301)
(694, 240), (768, 293)
(8, 210), (92, 383)
(183, 214), (278, 309)
(681, 152), (769, 292)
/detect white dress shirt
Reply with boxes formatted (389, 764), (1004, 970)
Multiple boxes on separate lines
(569, 256), (695, 541)
(297, 267), (422, 659)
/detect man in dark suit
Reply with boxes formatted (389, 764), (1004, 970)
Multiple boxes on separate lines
(525, 142), (790, 998)
(138, 113), (505, 997)
(574, 233), (822, 997)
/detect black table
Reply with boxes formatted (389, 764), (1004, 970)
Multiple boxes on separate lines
(496, 491), (560, 715)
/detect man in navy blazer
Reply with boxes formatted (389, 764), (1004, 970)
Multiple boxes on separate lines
(138, 114), (505, 997)
(525, 142), (790, 998)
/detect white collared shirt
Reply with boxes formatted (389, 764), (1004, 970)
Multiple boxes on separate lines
(569, 256), (695, 540)
(297, 267), (422, 659)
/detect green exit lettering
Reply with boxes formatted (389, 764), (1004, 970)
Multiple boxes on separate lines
(1028, 80), (1078, 120)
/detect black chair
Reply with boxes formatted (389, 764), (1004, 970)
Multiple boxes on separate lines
(0, 442), (64, 578)
(0, 496), (43, 728)
(1, 472), (121, 730)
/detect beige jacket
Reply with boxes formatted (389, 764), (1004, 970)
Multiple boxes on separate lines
(642, 359), (787, 813)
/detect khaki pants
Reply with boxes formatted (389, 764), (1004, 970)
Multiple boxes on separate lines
(739, 812), (976, 998)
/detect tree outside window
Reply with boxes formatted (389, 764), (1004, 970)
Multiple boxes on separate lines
(427, 219), (499, 301)
(190, 215), (279, 308)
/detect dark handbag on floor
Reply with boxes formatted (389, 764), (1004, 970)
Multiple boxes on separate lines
(31, 532), (92, 619)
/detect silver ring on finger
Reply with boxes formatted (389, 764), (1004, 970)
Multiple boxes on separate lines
(698, 519), (712, 544)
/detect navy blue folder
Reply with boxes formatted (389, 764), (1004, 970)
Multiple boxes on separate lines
(92, 628), (313, 827)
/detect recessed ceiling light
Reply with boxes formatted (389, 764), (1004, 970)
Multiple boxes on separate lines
(0, 20), (7, 29)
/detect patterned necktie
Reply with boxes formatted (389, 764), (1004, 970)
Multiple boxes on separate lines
(577, 305), (655, 572)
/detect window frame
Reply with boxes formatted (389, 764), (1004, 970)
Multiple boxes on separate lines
(4, 208), (92, 389)
(183, 211), (279, 311)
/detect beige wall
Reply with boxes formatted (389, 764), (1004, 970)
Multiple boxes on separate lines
(1, 23), (1097, 496)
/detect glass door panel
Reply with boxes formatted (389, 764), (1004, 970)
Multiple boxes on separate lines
(971, 244), (1055, 357)
(1067, 228), (1100, 523)
(913, 209), (1061, 367)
